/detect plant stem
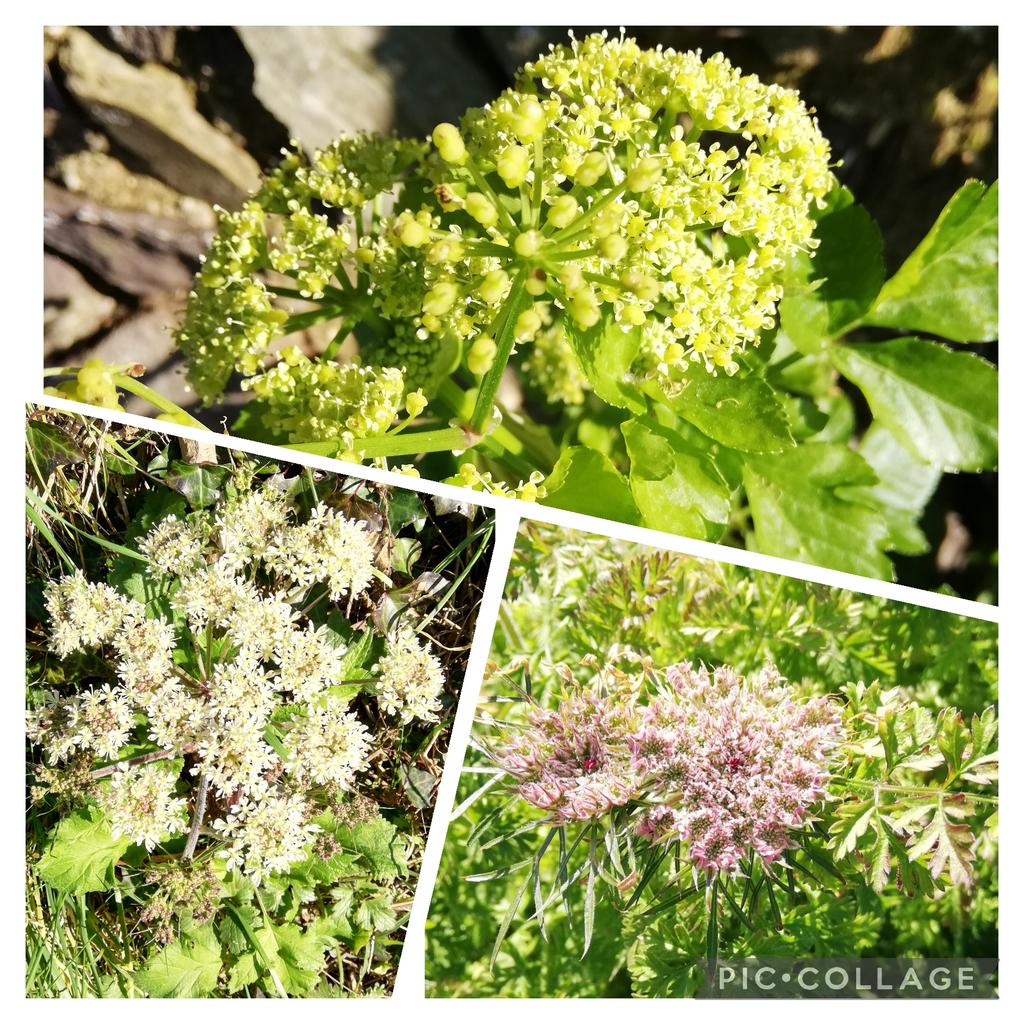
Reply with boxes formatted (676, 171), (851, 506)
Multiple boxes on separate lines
(321, 319), (354, 362)
(183, 774), (210, 861)
(839, 777), (999, 805)
(437, 378), (555, 472)
(114, 375), (208, 428)
(550, 181), (628, 245)
(469, 269), (529, 433)
(90, 748), (176, 780)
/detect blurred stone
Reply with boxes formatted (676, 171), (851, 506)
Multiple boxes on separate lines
(44, 253), (118, 353)
(43, 26), (69, 63)
(44, 181), (208, 296)
(237, 27), (392, 147)
(237, 26), (497, 148)
(57, 151), (216, 229)
(57, 28), (261, 206)
(107, 26), (177, 65)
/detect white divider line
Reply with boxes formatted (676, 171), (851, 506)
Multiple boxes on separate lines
(31, 393), (998, 625)
(392, 503), (520, 999)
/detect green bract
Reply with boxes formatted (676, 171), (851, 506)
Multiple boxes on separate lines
(45, 31), (999, 586)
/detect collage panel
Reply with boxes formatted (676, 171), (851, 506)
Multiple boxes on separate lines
(28, 19), (1005, 1007)
(25, 404), (495, 997)
(42, 25), (997, 598)
(425, 522), (998, 998)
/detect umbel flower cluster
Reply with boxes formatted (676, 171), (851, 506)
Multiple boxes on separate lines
(493, 662), (842, 875)
(171, 30), (833, 448)
(28, 482), (447, 884)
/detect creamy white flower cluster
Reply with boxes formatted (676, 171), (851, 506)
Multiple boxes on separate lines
(30, 481), (448, 883)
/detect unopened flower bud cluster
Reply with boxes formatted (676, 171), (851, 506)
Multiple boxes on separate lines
(29, 479), (448, 885)
(493, 661), (841, 875)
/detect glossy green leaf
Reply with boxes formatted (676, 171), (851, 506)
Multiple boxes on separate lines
(36, 807), (132, 894)
(742, 444), (894, 579)
(622, 417), (731, 541)
(26, 420), (86, 477)
(781, 202), (885, 347)
(840, 424), (941, 555)
(866, 180), (998, 342)
(832, 338), (997, 471)
(541, 446), (641, 524)
(654, 372), (794, 453)
(165, 460), (227, 509)
(563, 318), (647, 414)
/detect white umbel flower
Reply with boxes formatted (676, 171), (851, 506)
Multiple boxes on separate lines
(102, 763), (189, 851)
(213, 789), (320, 885)
(266, 503), (376, 601)
(374, 631), (446, 724)
(285, 700), (371, 790)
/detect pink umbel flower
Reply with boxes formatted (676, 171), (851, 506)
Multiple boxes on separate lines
(492, 660), (841, 875)
(492, 687), (638, 823)
(629, 662), (841, 875)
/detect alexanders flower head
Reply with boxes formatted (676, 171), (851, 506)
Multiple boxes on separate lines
(174, 32), (835, 439)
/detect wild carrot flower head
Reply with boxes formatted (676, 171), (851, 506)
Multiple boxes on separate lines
(494, 660), (841, 872)
(493, 679), (638, 822)
(630, 662), (841, 874)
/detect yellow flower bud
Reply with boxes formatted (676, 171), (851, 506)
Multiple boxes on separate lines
(399, 219), (429, 248)
(467, 334), (498, 375)
(478, 269), (510, 306)
(575, 150), (607, 187)
(514, 307), (543, 341)
(669, 139), (689, 163)
(465, 192), (498, 228)
(627, 156), (662, 193)
(621, 303), (647, 326)
(598, 234), (628, 262)
(514, 230), (543, 258)
(511, 96), (546, 143)
(496, 145), (531, 188)
(559, 264), (585, 294)
(432, 122), (467, 164)
(427, 239), (464, 264)
(546, 194), (579, 230)
(405, 391), (428, 417)
(422, 281), (459, 317)
(525, 271), (548, 296)
(568, 288), (601, 329)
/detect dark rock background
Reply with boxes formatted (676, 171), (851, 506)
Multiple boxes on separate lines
(42, 25), (999, 598)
